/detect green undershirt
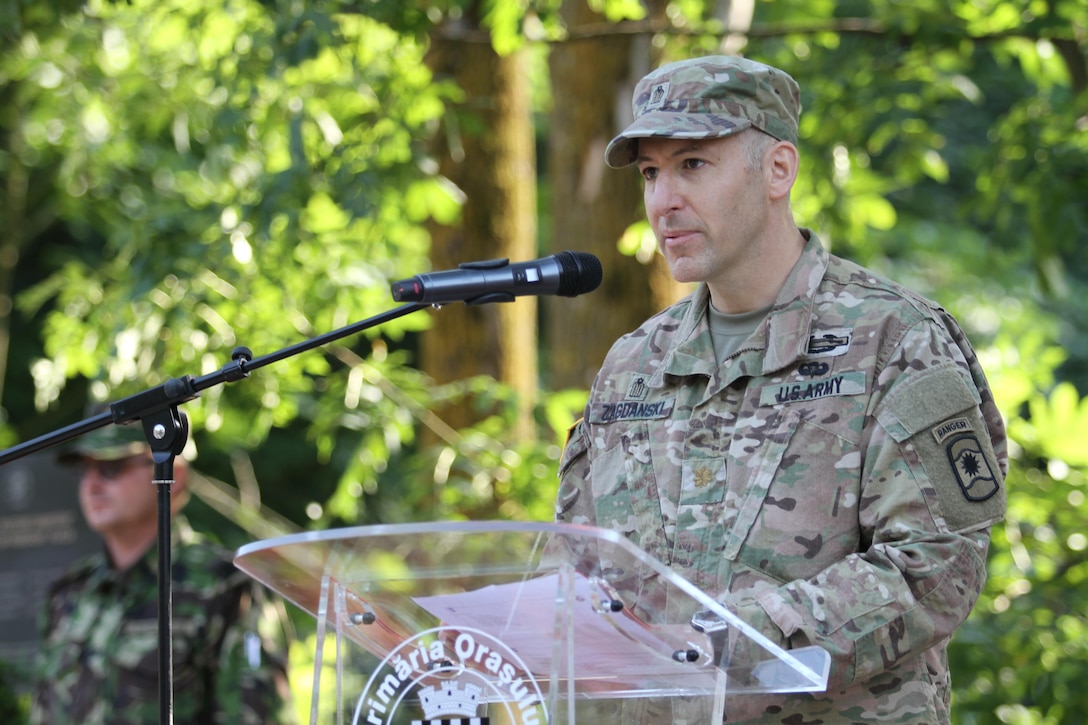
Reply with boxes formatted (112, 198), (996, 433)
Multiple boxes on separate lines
(707, 301), (772, 365)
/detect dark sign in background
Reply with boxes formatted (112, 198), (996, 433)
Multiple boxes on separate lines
(0, 452), (98, 687)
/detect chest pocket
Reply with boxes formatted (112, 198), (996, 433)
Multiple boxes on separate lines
(721, 408), (799, 561)
(670, 455), (728, 590)
(591, 421), (670, 563)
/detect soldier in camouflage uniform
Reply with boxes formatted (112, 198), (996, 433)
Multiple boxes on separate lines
(30, 424), (294, 724)
(556, 56), (1007, 723)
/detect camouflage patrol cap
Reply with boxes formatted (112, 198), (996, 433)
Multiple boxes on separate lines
(58, 423), (148, 462)
(605, 55), (802, 168)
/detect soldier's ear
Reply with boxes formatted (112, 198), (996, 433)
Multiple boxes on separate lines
(766, 141), (798, 201)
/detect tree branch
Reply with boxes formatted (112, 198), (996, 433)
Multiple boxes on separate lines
(431, 15), (1082, 47)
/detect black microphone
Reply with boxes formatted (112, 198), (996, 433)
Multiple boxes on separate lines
(390, 251), (603, 305)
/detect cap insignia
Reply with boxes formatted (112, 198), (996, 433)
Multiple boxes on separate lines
(646, 81), (670, 111)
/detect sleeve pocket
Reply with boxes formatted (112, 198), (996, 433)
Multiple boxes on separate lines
(876, 362), (980, 443)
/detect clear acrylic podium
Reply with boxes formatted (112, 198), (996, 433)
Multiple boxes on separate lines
(235, 521), (829, 724)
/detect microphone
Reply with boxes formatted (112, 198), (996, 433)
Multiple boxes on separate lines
(390, 251), (603, 305)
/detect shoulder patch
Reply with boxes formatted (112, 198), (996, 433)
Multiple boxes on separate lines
(932, 417), (971, 445)
(878, 364), (1004, 530)
(946, 434), (1000, 502)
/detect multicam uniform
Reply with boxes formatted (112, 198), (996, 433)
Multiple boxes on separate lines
(557, 232), (1007, 723)
(30, 525), (291, 725)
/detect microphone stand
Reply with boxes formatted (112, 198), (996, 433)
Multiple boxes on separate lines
(0, 301), (429, 724)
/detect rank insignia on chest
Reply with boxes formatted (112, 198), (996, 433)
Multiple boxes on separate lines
(626, 376), (649, 401)
(692, 466), (714, 488)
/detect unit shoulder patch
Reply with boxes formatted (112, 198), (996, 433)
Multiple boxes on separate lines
(946, 433), (1000, 502)
(913, 415), (1006, 531)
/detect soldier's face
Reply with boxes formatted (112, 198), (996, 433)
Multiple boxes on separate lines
(78, 453), (157, 536)
(638, 133), (770, 295)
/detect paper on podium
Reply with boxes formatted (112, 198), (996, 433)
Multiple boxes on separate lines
(414, 572), (718, 689)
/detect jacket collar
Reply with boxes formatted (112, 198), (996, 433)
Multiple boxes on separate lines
(659, 229), (828, 383)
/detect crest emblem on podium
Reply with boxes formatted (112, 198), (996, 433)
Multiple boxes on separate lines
(355, 627), (545, 725)
(414, 681), (488, 724)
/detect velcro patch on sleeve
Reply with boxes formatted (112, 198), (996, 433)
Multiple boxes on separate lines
(877, 362), (981, 443)
(878, 363), (1005, 530)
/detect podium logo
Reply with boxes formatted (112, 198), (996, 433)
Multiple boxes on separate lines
(416, 681), (486, 724)
(354, 626), (547, 725)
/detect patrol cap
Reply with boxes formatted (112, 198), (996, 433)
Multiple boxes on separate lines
(58, 423), (148, 463)
(605, 55), (802, 168)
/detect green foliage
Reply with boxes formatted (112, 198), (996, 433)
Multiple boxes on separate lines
(3, 0), (1088, 722)
(950, 426), (1088, 724)
(11, 0), (458, 459)
(590, 0), (646, 22)
(1014, 383), (1088, 468)
(0, 0), (83, 42)
(326, 376), (586, 526)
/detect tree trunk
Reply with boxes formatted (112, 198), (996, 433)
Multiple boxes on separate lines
(545, 0), (687, 391)
(424, 18), (538, 440)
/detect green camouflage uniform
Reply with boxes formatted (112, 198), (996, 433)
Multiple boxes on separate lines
(556, 232), (1007, 723)
(30, 522), (292, 725)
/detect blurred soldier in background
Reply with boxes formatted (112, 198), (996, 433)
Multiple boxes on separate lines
(29, 423), (294, 724)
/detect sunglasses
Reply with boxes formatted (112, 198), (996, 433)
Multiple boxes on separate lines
(82, 456), (155, 480)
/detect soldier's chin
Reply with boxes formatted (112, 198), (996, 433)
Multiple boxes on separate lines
(665, 258), (704, 285)
(83, 511), (115, 531)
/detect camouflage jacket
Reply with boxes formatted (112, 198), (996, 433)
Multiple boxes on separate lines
(556, 232), (1007, 723)
(30, 524), (292, 725)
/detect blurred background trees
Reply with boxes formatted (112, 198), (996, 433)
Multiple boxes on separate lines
(1, 0), (1085, 721)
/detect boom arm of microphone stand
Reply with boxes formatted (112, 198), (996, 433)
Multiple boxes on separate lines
(0, 302), (429, 466)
